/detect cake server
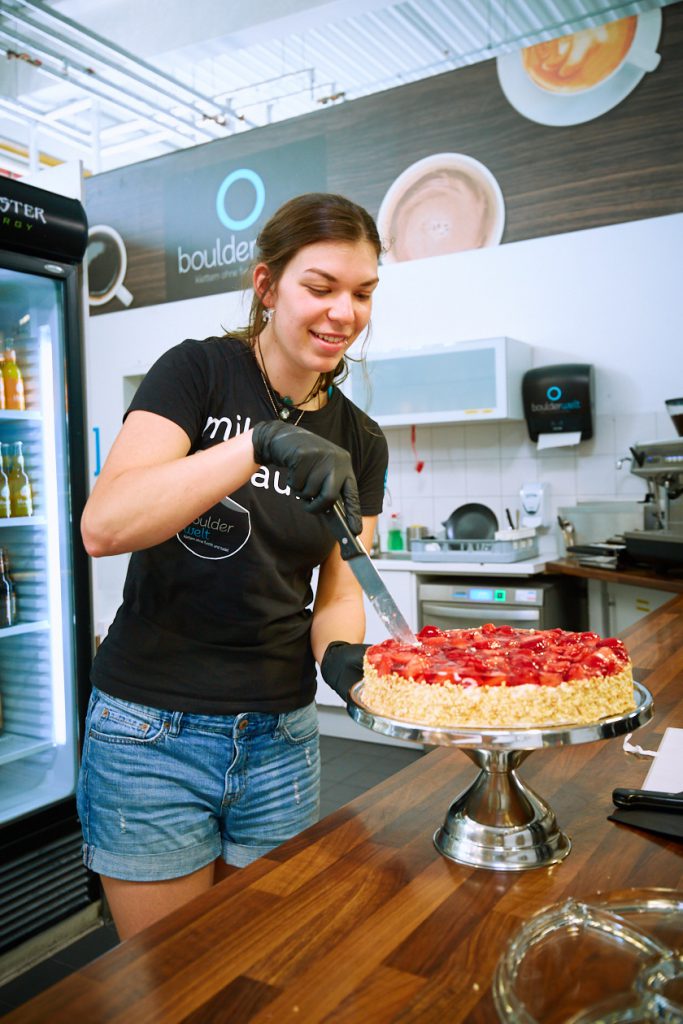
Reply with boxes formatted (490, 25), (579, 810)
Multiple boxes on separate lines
(325, 500), (418, 645)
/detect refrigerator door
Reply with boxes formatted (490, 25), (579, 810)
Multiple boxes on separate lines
(0, 258), (89, 827)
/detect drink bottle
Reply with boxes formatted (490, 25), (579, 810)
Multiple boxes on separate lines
(8, 441), (33, 517)
(2, 548), (17, 623)
(0, 450), (10, 518)
(3, 349), (25, 411)
(0, 548), (14, 628)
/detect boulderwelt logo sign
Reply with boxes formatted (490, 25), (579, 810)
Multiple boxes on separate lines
(164, 135), (327, 301)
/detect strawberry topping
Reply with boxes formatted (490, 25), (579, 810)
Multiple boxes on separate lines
(366, 625), (629, 687)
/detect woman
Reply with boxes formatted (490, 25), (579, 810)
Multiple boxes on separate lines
(78, 192), (388, 938)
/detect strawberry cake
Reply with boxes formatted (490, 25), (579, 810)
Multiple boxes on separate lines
(361, 624), (635, 728)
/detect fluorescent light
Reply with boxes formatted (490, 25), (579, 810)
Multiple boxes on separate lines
(40, 327), (67, 746)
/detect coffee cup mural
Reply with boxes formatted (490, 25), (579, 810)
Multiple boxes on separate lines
(85, 224), (134, 308)
(521, 16), (660, 96)
(496, 11), (662, 128)
(377, 153), (505, 264)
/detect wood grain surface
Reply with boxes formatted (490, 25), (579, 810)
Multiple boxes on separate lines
(6, 598), (682, 1023)
(545, 557), (683, 594)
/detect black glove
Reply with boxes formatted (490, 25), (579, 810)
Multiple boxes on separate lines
(320, 641), (369, 701)
(252, 421), (362, 535)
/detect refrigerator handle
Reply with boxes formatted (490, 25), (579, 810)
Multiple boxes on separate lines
(92, 426), (101, 476)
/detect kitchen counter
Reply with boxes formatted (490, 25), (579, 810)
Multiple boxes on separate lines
(372, 554), (551, 575)
(8, 599), (683, 1024)
(546, 557), (683, 594)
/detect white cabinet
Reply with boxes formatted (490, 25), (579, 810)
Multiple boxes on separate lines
(362, 569), (417, 644)
(587, 580), (674, 636)
(343, 337), (532, 426)
(315, 568), (418, 707)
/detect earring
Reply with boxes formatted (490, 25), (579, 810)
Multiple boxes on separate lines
(262, 307), (274, 324)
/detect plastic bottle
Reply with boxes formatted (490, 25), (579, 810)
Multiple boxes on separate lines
(387, 511), (404, 551)
(3, 348), (25, 411)
(8, 441), (33, 517)
(0, 450), (10, 518)
(0, 548), (14, 628)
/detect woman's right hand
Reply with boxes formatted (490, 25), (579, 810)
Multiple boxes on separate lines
(252, 421), (362, 535)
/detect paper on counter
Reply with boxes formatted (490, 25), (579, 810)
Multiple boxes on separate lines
(643, 727), (683, 792)
(537, 431), (582, 450)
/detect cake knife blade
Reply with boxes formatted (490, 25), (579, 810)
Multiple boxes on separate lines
(324, 500), (418, 646)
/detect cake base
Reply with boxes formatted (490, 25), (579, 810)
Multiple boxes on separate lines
(433, 747), (571, 870)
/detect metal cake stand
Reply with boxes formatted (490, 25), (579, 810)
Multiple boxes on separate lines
(347, 680), (654, 871)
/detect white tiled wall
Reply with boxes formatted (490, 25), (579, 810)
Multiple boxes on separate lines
(378, 411), (677, 555)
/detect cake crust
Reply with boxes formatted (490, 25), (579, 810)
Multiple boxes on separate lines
(361, 625), (635, 728)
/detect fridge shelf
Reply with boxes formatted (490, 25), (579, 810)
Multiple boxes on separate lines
(0, 409), (42, 421)
(0, 515), (47, 528)
(0, 732), (54, 767)
(0, 620), (49, 638)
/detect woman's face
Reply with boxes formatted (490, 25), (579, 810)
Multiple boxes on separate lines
(257, 239), (379, 377)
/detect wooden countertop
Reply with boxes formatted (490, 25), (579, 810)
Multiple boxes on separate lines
(8, 601), (683, 1023)
(545, 557), (683, 593)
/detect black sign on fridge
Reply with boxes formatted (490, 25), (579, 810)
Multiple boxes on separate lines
(0, 177), (96, 955)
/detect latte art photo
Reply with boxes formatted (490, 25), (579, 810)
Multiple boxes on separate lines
(522, 17), (637, 94)
(362, 624), (635, 728)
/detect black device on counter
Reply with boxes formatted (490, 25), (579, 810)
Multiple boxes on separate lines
(522, 363), (594, 442)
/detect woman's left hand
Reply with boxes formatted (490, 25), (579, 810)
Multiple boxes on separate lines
(320, 641), (369, 700)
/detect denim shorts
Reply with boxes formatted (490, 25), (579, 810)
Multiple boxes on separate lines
(77, 687), (320, 881)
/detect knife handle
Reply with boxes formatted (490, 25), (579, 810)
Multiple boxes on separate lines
(612, 787), (683, 811)
(324, 500), (365, 562)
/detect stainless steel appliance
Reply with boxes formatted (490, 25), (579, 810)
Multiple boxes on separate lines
(418, 578), (565, 632)
(622, 438), (683, 569)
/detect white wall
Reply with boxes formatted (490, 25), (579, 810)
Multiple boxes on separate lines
(83, 211), (683, 626)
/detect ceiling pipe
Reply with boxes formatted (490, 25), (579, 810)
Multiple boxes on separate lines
(0, 27), (219, 146)
(0, 25), (220, 142)
(6, 0), (223, 115)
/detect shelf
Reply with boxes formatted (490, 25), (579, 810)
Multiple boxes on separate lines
(0, 620), (49, 638)
(0, 515), (46, 527)
(0, 731), (54, 766)
(0, 409), (42, 421)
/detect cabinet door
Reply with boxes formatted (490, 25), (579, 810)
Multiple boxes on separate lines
(609, 583), (673, 634)
(588, 579), (674, 635)
(315, 568), (418, 706)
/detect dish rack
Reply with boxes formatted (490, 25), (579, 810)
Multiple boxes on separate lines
(411, 535), (539, 563)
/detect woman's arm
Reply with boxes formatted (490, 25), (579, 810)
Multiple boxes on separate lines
(309, 515), (377, 664)
(81, 410), (258, 557)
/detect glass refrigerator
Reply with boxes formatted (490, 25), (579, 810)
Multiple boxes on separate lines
(0, 177), (97, 955)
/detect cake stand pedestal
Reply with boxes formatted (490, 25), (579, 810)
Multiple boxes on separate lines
(347, 680), (653, 871)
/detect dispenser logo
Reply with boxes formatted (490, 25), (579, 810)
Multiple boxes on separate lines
(164, 135), (327, 300)
(546, 385), (562, 401)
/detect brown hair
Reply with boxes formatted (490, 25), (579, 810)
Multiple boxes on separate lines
(231, 192), (381, 389)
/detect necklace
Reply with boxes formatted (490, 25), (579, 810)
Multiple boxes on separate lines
(255, 337), (324, 422)
(259, 366), (306, 425)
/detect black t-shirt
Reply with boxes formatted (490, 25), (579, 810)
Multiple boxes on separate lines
(91, 337), (388, 714)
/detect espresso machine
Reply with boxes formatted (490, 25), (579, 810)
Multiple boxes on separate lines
(622, 438), (683, 569)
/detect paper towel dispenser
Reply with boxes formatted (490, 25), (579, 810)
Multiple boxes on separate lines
(522, 363), (594, 443)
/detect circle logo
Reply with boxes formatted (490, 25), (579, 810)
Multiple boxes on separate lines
(215, 169), (265, 231)
(547, 385), (562, 401)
